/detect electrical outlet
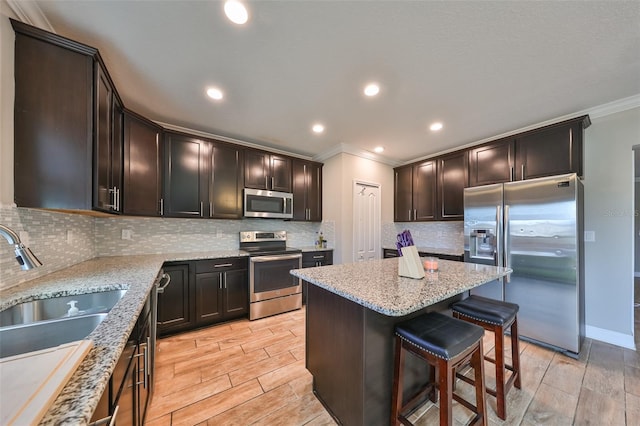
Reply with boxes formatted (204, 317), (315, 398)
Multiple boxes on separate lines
(584, 231), (595, 242)
(121, 229), (133, 240)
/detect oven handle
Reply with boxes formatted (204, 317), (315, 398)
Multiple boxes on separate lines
(250, 253), (302, 263)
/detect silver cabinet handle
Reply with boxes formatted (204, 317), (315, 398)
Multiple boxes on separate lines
(214, 263), (233, 268)
(160, 198), (164, 216)
(408, 210), (411, 221)
(219, 273), (223, 289)
(116, 188), (120, 211)
(271, 176), (275, 189)
(510, 167), (514, 182)
(312, 255), (324, 259)
(251, 253), (302, 263)
(265, 176), (268, 188)
(521, 165), (525, 180)
(414, 209), (417, 221)
(156, 272), (171, 294)
(200, 201), (204, 217)
(210, 202), (213, 218)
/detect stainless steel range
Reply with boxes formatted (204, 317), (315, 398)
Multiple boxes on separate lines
(240, 231), (302, 320)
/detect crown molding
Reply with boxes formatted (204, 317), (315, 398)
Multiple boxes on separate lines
(313, 143), (402, 167)
(155, 121), (314, 161)
(400, 94), (640, 166)
(6, 0), (54, 32)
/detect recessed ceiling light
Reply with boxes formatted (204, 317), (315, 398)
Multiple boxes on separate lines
(206, 87), (224, 100)
(364, 83), (380, 97)
(224, 0), (249, 25)
(374, 146), (384, 153)
(430, 122), (443, 131)
(312, 123), (325, 134)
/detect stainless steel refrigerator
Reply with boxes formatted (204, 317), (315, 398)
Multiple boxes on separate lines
(464, 173), (584, 355)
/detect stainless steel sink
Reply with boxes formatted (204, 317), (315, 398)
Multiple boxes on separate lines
(0, 289), (126, 327)
(0, 313), (107, 358)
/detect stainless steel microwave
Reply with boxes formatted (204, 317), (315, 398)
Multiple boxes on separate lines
(244, 188), (293, 219)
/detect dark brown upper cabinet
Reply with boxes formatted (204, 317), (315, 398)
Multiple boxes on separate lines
(209, 142), (243, 219)
(394, 160), (437, 222)
(514, 116), (590, 180)
(468, 137), (515, 186)
(468, 116), (590, 187)
(292, 159), (323, 221)
(244, 149), (292, 192)
(13, 20), (103, 212)
(437, 150), (468, 220)
(94, 61), (123, 214)
(163, 132), (210, 218)
(122, 110), (163, 216)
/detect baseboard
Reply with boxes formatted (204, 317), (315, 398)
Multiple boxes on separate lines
(585, 325), (636, 350)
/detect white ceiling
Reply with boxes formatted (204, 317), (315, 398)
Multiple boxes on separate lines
(24, 0), (640, 164)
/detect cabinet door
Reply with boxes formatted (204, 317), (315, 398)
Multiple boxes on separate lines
(94, 63), (114, 212)
(136, 320), (151, 425)
(210, 143), (243, 219)
(157, 264), (192, 335)
(244, 149), (270, 189)
(270, 154), (292, 192)
(307, 162), (322, 221)
(438, 151), (468, 220)
(292, 160), (323, 221)
(163, 133), (209, 218)
(394, 166), (413, 222)
(195, 272), (223, 325)
(468, 137), (514, 186)
(413, 160), (437, 221)
(13, 26), (94, 210)
(223, 269), (248, 318)
(112, 358), (135, 426)
(123, 112), (162, 216)
(515, 121), (583, 180)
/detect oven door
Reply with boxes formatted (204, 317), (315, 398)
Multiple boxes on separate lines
(250, 253), (302, 302)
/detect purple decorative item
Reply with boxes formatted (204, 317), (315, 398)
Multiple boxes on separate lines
(396, 230), (415, 256)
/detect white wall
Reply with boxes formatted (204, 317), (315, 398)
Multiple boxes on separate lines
(1, 3), (16, 205)
(583, 107), (640, 348)
(323, 152), (394, 264)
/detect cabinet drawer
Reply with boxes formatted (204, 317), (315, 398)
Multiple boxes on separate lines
(195, 257), (247, 273)
(383, 248), (400, 258)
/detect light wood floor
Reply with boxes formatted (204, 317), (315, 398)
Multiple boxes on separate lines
(146, 307), (640, 426)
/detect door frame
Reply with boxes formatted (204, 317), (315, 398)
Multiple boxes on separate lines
(352, 180), (381, 263)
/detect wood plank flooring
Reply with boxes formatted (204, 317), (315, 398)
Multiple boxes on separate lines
(145, 307), (640, 425)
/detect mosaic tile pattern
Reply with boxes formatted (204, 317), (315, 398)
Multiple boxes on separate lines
(0, 207), (96, 291)
(1, 205), (335, 290)
(94, 217), (335, 255)
(382, 221), (464, 252)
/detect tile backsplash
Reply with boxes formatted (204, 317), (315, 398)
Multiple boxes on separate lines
(0, 206), (334, 290)
(0, 206), (96, 290)
(382, 221), (464, 251)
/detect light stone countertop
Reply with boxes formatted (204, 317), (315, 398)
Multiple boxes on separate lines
(296, 246), (333, 252)
(291, 257), (511, 317)
(0, 250), (247, 426)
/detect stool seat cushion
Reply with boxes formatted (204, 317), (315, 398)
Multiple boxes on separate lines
(395, 312), (484, 361)
(452, 295), (519, 326)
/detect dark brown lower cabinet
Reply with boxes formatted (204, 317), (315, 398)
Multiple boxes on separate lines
(90, 292), (151, 426)
(158, 258), (248, 336)
(157, 263), (192, 335)
(301, 250), (333, 304)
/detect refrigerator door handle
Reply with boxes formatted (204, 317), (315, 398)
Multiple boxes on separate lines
(495, 205), (503, 268)
(504, 204), (511, 283)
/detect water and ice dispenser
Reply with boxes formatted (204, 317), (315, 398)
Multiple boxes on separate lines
(469, 229), (496, 261)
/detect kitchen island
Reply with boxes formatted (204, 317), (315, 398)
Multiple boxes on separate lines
(291, 257), (511, 426)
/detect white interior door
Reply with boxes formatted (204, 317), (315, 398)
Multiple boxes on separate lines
(353, 181), (381, 262)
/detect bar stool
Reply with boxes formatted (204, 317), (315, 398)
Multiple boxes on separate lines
(391, 311), (487, 426)
(451, 295), (521, 420)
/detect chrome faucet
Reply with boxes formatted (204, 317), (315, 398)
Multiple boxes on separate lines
(0, 224), (43, 270)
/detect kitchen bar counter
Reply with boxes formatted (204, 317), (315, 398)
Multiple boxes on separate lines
(0, 250), (247, 425)
(290, 257), (510, 425)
